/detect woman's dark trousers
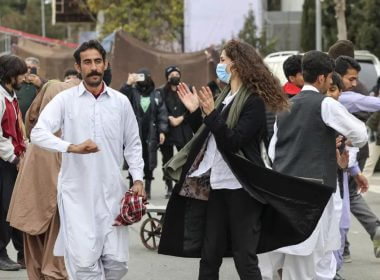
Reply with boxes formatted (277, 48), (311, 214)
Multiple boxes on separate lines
(198, 188), (263, 280)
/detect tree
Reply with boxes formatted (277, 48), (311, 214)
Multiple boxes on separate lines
(238, 7), (277, 56)
(0, 0), (66, 40)
(355, 0), (380, 58)
(334, 0), (347, 40)
(300, 0), (316, 51)
(301, 0), (380, 58)
(87, 0), (184, 51)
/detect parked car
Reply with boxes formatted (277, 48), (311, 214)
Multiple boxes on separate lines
(355, 50), (380, 91)
(264, 50), (380, 90)
(264, 51), (300, 86)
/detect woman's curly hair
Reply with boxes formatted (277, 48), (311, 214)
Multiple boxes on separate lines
(223, 40), (289, 112)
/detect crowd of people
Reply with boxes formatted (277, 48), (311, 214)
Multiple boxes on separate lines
(0, 37), (379, 280)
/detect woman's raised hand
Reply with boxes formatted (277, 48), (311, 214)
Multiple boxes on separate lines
(177, 83), (200, 113)
(197, 86), (214, 116)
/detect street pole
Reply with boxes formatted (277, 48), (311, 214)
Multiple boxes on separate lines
(41, 0), (46, 37)
(316, 0), (322, 51)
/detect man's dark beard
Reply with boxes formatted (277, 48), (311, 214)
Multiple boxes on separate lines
(85, 71), (103, 87)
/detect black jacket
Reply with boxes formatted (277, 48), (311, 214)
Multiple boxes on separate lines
(158, 84), (194, 147)
(120, 84), (168, 170)
(158, 93), (332, 257)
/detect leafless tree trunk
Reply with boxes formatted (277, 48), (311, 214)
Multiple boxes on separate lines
(334, 0), (347, 40)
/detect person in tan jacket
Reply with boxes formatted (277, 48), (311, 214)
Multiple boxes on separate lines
(7, 77), (80, 279)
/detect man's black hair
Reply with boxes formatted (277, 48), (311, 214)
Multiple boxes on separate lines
(0, 55), (28, 85)
(331, 72), (344, 91)
(283, 55), (303, 81)
(335, 55), (361, 76)
(64, 69), (79, 79)
(302, 51), (335, 84)
(73, 40), (106, 64)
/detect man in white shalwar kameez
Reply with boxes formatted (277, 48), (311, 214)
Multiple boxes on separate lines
(31, 40), (145, 279)
(258, 51), (368, 280)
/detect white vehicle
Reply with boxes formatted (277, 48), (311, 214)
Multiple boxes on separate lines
(264, 50), (380, 90)
(355, 50), (380, 91)
(264, 51), (300, 86)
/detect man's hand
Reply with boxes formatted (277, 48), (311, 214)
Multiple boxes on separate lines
(159, 132), (165, 145)
(67, 139), (99, 154)
(355, 173), (369, 194)
(26, 74), (42, 88)
(131, 180), (145, 197)
(336, 135), (343, 148)
(168, 116), (184, 127)
(336, 149), (349, 169)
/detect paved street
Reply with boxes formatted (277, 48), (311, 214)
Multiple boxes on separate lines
(1, 165), (380, 280)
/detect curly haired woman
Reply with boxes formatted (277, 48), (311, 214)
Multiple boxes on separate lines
(158, 40), (334, 280)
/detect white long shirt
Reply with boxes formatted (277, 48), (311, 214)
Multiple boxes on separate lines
(268, 84), (367, 255)
(31, 82), (144, 266)
(189, 90), (243, 190)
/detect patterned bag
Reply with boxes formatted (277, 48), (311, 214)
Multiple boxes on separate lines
(178, 141), (211, 201)
(178, 172), (211, 201)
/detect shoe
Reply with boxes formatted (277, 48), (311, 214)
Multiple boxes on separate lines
(333, 272), (345, 280)
(373, 227), (380, 258)
(17, 258), (26, 269)
(0, 256), (21, 271)
(343, 253), (352, 263)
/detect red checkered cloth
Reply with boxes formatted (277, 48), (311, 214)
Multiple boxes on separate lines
(113, 190), (148, 226)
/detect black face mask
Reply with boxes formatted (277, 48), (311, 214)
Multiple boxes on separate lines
(137, 79), (154, 96)
(169, 77), (180, 86)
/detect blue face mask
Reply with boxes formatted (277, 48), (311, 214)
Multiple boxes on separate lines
(216, 63), (231, 84)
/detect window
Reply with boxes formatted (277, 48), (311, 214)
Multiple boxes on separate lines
(268, 0), (282, 11)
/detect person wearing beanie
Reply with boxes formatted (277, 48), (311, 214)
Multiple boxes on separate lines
(120, 69), (168, 199)
(158, 66), (197, 198)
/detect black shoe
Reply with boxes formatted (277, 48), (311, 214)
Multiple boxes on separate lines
(17, 258), (26, 269)
(343, 253), (352, 263)
(342, 248), (352, 263)
(0, 256), (21, 271)
(334, 272), (345, 280)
